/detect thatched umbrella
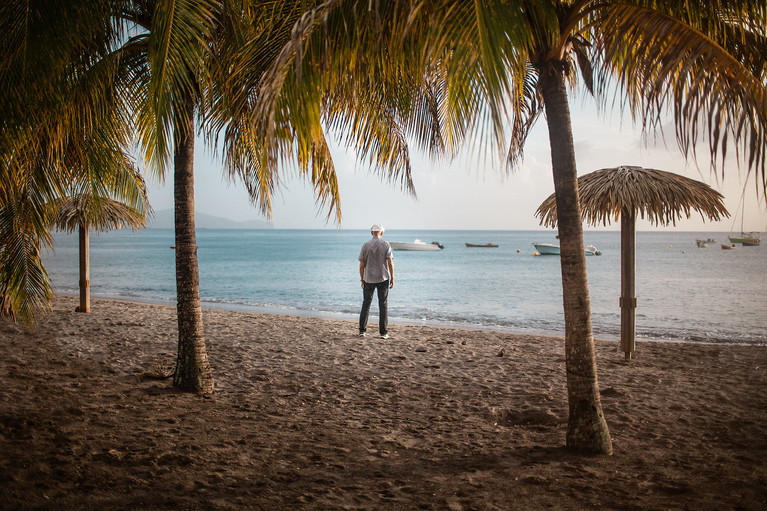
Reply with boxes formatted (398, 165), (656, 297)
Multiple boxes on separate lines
(536, 165), (729, 360)
(53, 196), (149, 313)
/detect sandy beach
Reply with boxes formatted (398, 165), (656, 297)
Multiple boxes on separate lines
(1, 295), (766, 510)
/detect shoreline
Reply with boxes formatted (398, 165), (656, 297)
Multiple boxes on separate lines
(74, 292), (762, 347)
(2, 295), (766, 509)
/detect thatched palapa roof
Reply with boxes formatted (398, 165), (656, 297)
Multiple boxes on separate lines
(53, 196), (148, 233)
(536, 165), (729, 227)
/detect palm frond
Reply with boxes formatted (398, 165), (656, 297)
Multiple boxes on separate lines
(201, 0), (347, 222)
(590, 2), (767, 193)
(0, 0), (145, 325)
(250, 0), (548, 209)
(133, 0), (220, 177)
(506, 61), (543, 168)
(0, 165), (55, 326)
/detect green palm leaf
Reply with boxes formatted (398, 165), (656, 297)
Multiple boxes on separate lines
(591, 2), (767, 183)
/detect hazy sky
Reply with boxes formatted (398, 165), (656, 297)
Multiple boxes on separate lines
(146, 94), (767, 232)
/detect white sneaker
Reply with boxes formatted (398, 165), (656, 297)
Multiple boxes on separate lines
(358, 331), (366, 337)
(380, 334), (389, 339)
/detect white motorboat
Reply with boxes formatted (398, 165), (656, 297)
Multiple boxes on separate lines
(533, 243), (601, 256)
(585, 244), (602, 256)
(533, 243), (561, 255)
(389, 239), (444, 251)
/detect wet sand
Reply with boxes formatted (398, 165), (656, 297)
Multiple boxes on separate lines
(1, 295), (766, 510)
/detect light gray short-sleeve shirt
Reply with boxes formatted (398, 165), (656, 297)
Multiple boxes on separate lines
(358, 237), (393, 283)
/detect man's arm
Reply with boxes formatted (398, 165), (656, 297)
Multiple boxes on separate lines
(359, 261), (366, 287)
(387, 258), (394, 288)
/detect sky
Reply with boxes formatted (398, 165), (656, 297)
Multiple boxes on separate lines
(145, 93), (767, 232)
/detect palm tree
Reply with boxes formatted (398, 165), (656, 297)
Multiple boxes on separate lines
(2, 0), (421, 393)
(115, 0), (425, 394)
(118, 0), (353, 394)
(0, 0), (135, 325)
(254, 0), (766, 453)
(2, 0), (330, 393)
(52, 167), (150, 313)
(1, 0), (224, 391)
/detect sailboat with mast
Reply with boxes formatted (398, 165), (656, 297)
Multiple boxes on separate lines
(728, 191), (761, 246)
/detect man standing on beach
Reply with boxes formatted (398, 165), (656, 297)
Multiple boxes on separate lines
(358, 224), (394, 339)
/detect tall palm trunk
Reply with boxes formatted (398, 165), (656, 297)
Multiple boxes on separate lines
(538, 68), (612, 454)
(172, 93), (214, 394)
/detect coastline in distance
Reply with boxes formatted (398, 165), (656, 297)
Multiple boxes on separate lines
(146, 209), (273, 230)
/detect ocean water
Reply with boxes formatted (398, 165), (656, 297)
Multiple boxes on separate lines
(43, 229), (767, 345)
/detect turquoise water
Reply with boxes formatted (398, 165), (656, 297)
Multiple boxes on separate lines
(43, 229), (767, 345)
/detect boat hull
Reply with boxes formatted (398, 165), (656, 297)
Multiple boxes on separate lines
(465, 243), (498, 248)
(533, 243), (560, 255)
(390, 240), (443, 251)
(728, 235), (761, 245)
(533, 243), (601, 256)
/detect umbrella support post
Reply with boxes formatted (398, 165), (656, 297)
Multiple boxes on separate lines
(620, 210), (636, 360)
(78, 224), (90, 313)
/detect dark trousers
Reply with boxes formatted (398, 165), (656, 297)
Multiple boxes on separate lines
(359, 280), (389, 335)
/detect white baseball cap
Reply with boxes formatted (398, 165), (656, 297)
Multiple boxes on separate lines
(370, 224), (384, 232)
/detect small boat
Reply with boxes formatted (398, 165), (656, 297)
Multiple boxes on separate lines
(728, 192), (761, 245)
(533, 243), (561, 255)
(728, 234), (761, 246)
(389, 239), (444, 251)
(532, 243), (602, 256)
(721, 244), (736, 250)
(695, 239), (709, 248)
(585, 245), (602, 256)
(465, 243), (498, 248)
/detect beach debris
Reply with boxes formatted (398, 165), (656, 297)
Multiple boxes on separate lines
(143, 360), (175, 379)
(496, 408), (561, 426)
(600, 386), (624, 397)
(107, 449), (125, 460)
(497, 348), (505, 357)
(415, 347), (427, 353)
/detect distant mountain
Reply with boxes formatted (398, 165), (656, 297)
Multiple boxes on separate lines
(147, 209), (273, 229)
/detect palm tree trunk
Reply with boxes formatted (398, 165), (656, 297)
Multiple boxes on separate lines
(78, 223), (90, 313)
(538, 68), (612, 454)
(172, 92), (214, 394)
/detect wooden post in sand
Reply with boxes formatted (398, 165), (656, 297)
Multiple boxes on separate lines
(620, 208), (636, 360)
(78, 224), (90, 313)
